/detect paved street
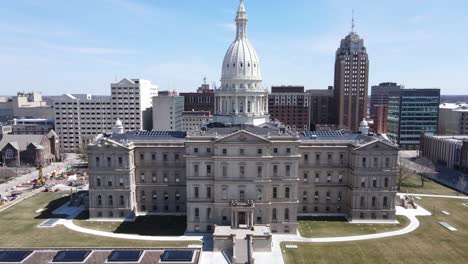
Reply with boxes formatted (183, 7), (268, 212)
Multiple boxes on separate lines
(0, 154), (79, 197)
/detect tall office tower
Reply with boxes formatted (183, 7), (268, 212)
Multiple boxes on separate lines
(370, 83), (403, 134)
(307, 87), (335, 131)
(54, 78), (158, 152)
(111, 79), (158, 131)
(180, 83), (215, 114)
(334, 20), (369, 131)
(370, 82), (403, 119)
(54, 94), (113, 152)
(387, 89), (440, 150)
(152, 95), (184, 131)
(268, 86), (310, 131)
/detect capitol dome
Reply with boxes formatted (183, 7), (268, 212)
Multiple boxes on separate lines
(220, 0), (262, 88)
(214, 0), (269, 126)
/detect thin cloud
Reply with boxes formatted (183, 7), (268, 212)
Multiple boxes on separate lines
(38, 41), (135, 55)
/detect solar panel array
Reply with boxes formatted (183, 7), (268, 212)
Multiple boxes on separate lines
(107, 250), (143, 262)
(52, 251), (91, 262)
(0, 251), (32, 262)
(303, 130), (344, 137)
(160, 250), (194, 262)
(135, 131), (186, 138)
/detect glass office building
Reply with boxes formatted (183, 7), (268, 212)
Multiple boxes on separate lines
(387, 89), (440, 149)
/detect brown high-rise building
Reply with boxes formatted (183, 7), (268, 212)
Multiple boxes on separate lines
(268, 86), (309, 131)
(334, 28), (369, 131)
(179, 83), (215, 114)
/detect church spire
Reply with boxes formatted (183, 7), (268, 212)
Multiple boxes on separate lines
(236, 0), (248, 39)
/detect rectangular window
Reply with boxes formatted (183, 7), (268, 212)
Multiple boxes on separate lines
(207, 187), (212, 199)
(362, 157), (367, 168)
(256, 188), (263, 201)
(285, 165), (291, 177)
(315, 173), (320, 183)
(163, 153), (168, 161)
(95, 157), (100, 167)
(340, 153), (345, 164)
(374, 157), (378, 168)
(140, 153), (144, 161)
(316, 153), (321, 164)
(152, 153), (156, 161)
(384, 178), (389, 188)
(257, 166), (262, 178)
(194, 148), (199, 153)
(194, 164), (199, 176)
(240, 166), (245, 177)
(239, 149), (245, 156)
(119, 178), (124, 187)
(327, 172), (332, 182)
(304, 153), (309, 162)
(118, 157), (123, 167)
(222, 165), (228, 177)
(286, 148), (291, 154)
(273, 187), (278, 199)
(194, 187), (199, 198)
(285, 187), (290, 198)
(222, 149), (227, 155)
(385, 158), (390, 168)
(303, 172), (308, 182)
(273, 165), (278, 177)
(206, 164), (212, 175)
(206, 148), (211, 153)
(258, 148), (263, 155)
(273, 148), (278, 154)
(140, 173), (145, 183)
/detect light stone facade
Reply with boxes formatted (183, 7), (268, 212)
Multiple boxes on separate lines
(88, 126), (398, 233)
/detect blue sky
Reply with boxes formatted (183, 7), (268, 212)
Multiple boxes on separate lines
(1, 0), (467, 95)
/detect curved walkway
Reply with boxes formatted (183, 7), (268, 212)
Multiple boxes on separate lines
(61, 219), (203, 242)
(397, 193), (468, 200)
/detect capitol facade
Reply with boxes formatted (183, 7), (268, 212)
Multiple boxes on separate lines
(88, 0), (398, 236)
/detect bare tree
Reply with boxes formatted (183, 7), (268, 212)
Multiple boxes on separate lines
(458, 173), (467, 195)
(413, 157), (436, 187)
(76, 143), (88, 164)
(397, 158), (415, 191)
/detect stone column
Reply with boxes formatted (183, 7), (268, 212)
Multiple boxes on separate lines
(245, 96), (248, 114)
(235, 97), (239, 114)
(231, 210), (235, 227)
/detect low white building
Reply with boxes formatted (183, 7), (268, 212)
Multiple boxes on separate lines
(181, 111), (212, 132)
(438, 103), (468, 135)
(152, 95), (184, 131)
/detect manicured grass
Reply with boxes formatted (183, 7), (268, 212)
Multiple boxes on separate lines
(0, 192), (198, 248)
(400, 176), (461, 196)
(297, 216), (409, 238)
(73, 215), (187, 236)
(282, 197), (468, 264)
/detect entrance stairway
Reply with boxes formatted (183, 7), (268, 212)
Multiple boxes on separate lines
(232, 235), (254, 264)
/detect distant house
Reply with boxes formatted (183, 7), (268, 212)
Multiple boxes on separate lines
(0, 130), (60, 167)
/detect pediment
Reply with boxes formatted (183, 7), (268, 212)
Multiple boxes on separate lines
(354, 140), (399, 152)
(215, 130), (270, 144)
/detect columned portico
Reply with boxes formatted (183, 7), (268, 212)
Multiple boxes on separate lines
(230, 200), (255, 228)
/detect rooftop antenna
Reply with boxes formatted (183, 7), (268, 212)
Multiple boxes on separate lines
(203, 77), (207, 84)
(351, 9), (355, 33)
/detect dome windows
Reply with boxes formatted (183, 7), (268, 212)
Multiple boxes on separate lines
(240, 63), (243, 68)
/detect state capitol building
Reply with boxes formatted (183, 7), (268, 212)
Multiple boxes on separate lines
(88, 0), (398, 235)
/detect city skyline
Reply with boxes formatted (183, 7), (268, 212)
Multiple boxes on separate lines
(1, 0), (467, 95)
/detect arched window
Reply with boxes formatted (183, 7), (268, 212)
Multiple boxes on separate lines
(97, 195), (102, 206)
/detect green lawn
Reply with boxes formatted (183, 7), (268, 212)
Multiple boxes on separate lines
(400, 176), (462, 196)
(283, 197), (468, 264)
(0, 192), (199, 248)
(297, 216), (409, 238)
(73, 214), (187, 236)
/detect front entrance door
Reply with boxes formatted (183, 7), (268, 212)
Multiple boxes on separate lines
(238, 212), (246, 225)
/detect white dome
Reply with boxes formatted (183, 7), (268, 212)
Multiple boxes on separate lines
(360, 119), (368, 127)
(222, 38), (261, 81)
(220, 0), (261, 84)
(115, 119), (123, 127)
